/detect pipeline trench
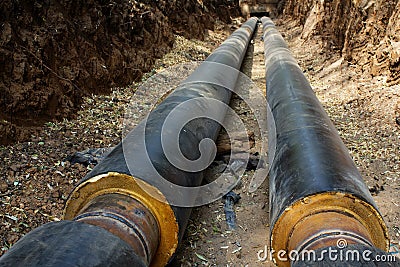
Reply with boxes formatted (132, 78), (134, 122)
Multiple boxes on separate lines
(0, 16), (399, 267)
(174, 21), (272, 266)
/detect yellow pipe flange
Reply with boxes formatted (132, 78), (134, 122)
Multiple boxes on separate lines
(63, 172), (179, 267)
(271, 192), (389, 267)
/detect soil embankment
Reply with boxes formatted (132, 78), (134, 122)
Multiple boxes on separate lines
(0, 0), (239, 145)
(283, 0), (400, 85)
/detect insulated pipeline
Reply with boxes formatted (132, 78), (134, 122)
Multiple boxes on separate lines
(261, 17), (389, 266)
(0, 18), (258, 267)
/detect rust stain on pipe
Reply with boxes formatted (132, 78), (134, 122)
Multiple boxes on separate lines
(74, 194), (160, 265)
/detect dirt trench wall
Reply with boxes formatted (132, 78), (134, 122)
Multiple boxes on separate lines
(158, 0), (240, 39)
(282, 0), (400, 85)
(0, 0), (240, 145)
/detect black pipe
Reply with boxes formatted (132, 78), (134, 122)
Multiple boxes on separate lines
(261, 17), (389, 266)
(0, 18), (258, 267)
(0, 221), (146, 267)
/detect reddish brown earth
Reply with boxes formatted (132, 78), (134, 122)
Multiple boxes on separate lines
(283, 0), (400, 85)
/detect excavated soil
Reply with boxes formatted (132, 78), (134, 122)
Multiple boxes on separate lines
(283, 0), (400, 85)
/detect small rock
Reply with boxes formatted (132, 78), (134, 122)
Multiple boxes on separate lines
(51, 190), (60, 198)
(0, 180), (8, 192)
(8, 175), (16, 183)
(10, 164), (19, 172)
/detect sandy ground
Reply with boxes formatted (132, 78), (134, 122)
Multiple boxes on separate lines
(0, 18), (399, 266)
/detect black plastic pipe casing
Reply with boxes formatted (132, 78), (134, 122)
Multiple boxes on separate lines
(0, 221), (146, 267)
(261, 17), (388, 266)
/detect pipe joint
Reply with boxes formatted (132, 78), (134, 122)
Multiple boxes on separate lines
(64, 172), (179, 267)
(271, 193), (388, 266)
(73, 193), (159, 265)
